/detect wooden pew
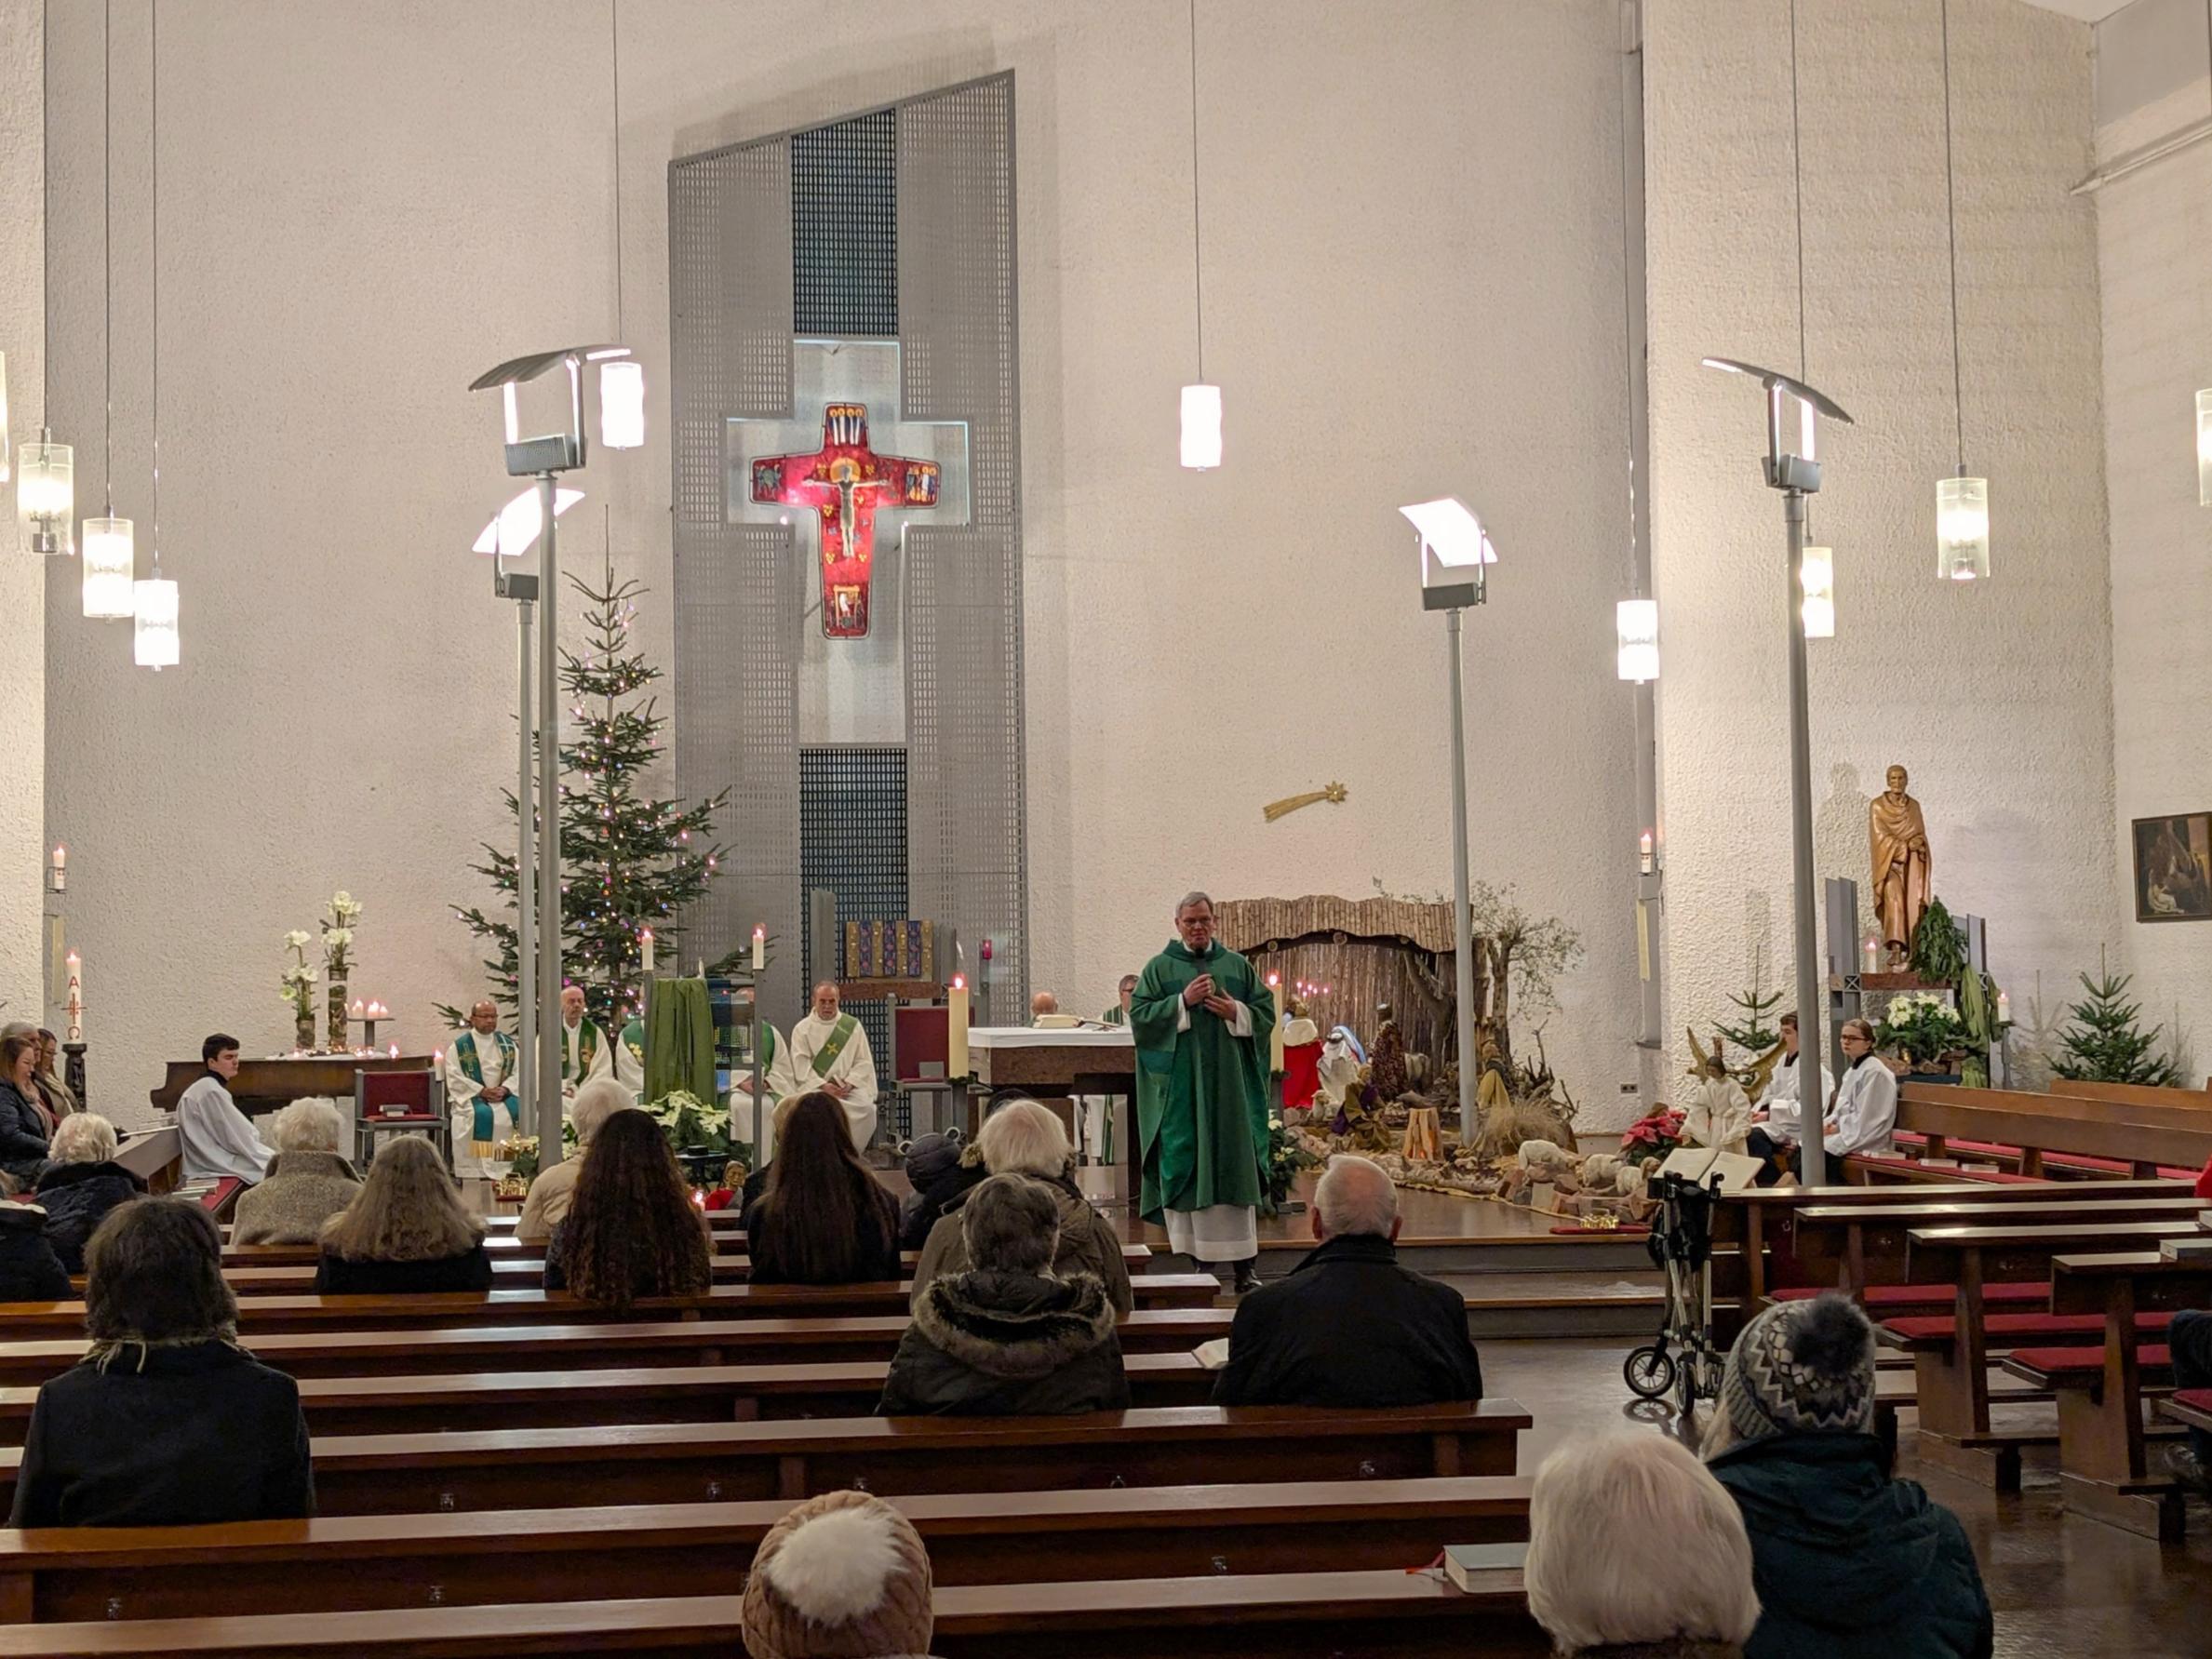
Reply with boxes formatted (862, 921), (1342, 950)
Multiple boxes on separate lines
(0, 1277), (1225, 1338)
(0, 1309), (1237, 1388)
(209, 1256), (1182, 1297)
(1784, 1196), (2205, 1297)
(0, 1476), (1535, 1619)
(2064, 1079), (2212, 1114)
(0, 1400), (1531, 1517)
(1857, 1086), (2212, 1184)
(0, 1352), (1224, 1445)
(215, 1237), (1160, 1270)
(0, 1568), (1548, 1657)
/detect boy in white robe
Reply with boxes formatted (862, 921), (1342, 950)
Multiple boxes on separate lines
(175, 1033), (274, 1184)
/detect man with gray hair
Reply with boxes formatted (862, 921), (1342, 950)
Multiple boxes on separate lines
(1131, 890), (1275, 1294)
(1213, 1154), (1482, 1407)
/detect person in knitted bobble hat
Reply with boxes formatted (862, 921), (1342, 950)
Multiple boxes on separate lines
(740, 1491), (937, 1659)
(1704, 1294), (1993, 1659)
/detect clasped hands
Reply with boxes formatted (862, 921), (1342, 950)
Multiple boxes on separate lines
(823, 1077), (854, 1101)
(1181, 973), (1239, 1021)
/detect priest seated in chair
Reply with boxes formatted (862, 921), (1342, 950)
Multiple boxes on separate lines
(789, 982), (878, 1153)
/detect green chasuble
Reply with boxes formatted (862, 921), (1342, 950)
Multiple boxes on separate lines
(1131, 939), (1276, 1224)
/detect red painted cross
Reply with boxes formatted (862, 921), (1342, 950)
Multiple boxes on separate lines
(748, 402), (942, 639)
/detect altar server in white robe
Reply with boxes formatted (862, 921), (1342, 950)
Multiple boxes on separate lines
(445, 1001), (522, 1177)
(175, 1034), (275, 1184)
(557, 985), (615, 1097)
(1824, 1018), (1899, 1159)
(731, 1022), (803, 1157)
(787, 983), (878, 1152)
(1745, 1011), (1821, 1186)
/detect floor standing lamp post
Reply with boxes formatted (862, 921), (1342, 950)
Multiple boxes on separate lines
(469, 345), (636, 1168)
(1400, 497), (1498, 1143)
(1701, 358), (1852, 1187)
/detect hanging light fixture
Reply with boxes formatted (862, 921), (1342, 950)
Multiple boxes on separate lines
(18, 0), (72, 555)
(1933, 0), (1988, 581)
(83, 0), (134, 620)
(1178, 0), (1219, 470)
(597, 3), (644, 451)
(2198, 388), (2212, 507)
(1615, 599), (1658, 684)
(1800, 544), (1835, 638)
(0, 351), (9, 485)
(134, 0), (177, 668)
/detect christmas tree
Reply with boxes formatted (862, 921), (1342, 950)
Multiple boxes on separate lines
(1715, 971), (1783, 1058)
(443, 559), (731, 1033)
(2051, 953), (2179, 1087)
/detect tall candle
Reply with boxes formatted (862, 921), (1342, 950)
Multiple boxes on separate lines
(752, 925), (766, 972)
(640, 927), (656, 975)
(1267, 973), (1285, 1073)
(1862, 936), (1880, 973)
(48, 845), (64, 891)
(947, 974), (970, 1078)
(1638, 831), (1655, 876)
(63, 952), (81, 1043)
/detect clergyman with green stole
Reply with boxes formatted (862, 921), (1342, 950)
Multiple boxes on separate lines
(1132, 891), (1275, 1294)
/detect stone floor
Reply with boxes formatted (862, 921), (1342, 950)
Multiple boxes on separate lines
(1483, 1337), (2212, 1659)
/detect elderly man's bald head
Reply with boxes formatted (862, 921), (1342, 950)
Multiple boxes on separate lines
(1313, 1154), (1401, 1243)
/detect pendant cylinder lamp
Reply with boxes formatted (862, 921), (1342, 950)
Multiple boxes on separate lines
(1800, 545), (1835, 638)
(2196, 389), (2212, 507)
(0, 352), (9, 483)
(82, 517), (135, 618)
(1936, 476), (1989, 582)
(132, 574), (178, 668)
(1180, 383), (1221, 471)
(1178, 0), (1219, 470)
(598, 359), (644, 450)
(1615, 598), (1658, 684)
(18, 437), (74, 556)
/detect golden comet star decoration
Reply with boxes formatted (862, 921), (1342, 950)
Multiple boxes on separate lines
(1263, 782), (1349, 823)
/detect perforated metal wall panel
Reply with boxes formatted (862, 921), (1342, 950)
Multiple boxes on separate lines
(899, 74), (1028, 1014)
(792, 111), (898, 338)
(668, 135), (803, 1017)
(799, 745), (907, 1122)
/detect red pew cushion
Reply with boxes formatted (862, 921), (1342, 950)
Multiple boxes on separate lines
(1771, 1282), (2047, 1308)
(1883, 1310), (2178, 1346)
(2007, 1344), (2171, 1382)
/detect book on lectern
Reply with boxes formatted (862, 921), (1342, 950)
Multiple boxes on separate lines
(2160, 1236), (2212, 1263)
(1442, 1541), (1529, 1591)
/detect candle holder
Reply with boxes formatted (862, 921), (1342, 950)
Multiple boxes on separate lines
(62, 1043), (86, 1112)
(347, 1003), (393, 1049)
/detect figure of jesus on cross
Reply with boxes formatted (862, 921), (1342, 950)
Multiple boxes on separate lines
(748, 402), (941, 638)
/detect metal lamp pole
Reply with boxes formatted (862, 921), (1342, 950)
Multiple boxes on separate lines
(1704, 358), (1853, 1187)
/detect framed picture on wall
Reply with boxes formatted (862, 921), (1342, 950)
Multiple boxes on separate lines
(2132, 813), (2212, 922)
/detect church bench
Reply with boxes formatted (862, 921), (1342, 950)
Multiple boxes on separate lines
(0, 1276), (1225, 1337)
(0, 1569), (1548, 1657)
(2028, 1252), (2212, 1539)
(215, 1238), (1160, 1270)
(0, 1309), (1237, 1387)
(0, 1476), (1534, 1620)
(2000, 1345), (2184, 1542)
(1886, 1132), (2202, 1183)
(0, 1353), (1222, 1446)
(1780, 1197), (2204, 1296)
(0, 1400), (1532, 1517)
(1852, 1088), (2212, 1184)
(204, 1258), (1188, 1299)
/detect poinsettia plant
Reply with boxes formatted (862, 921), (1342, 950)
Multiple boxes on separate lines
(1621, 1106), (1687, 1160)
(1875, 990), (1968, 1065)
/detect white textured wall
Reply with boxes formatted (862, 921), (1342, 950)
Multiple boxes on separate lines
(40, 1), (1646, 1128)
(1644, 0), (2113, 1069)
(2093, 7), (2212, 1080)
(0, 0), (47, 1030)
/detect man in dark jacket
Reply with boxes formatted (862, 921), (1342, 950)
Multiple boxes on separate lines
(1706, 1294), (1994, 1659)
(878, 1173), (1129, 1416)
(1212, 1155), (1481, 1408)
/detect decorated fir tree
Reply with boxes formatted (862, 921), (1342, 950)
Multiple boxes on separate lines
(444, 560), (731, 1033)
(2051, 953), (2179, 1087)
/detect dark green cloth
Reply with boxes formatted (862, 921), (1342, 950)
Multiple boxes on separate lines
(1131, 939), (1274, 1224)
(643, 976), (717, 1104)
(1708, 1432), (1993, 1659)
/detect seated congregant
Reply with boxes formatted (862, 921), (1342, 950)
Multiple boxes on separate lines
(2166, 1307), (2212, 1496)
(1212, 1153), (1482, 1408)
(1524, 1432), (1760, 1659)
(1823, 1017), (1899, 1161)
(910, 1099), (1133, 1315)
(0, 1199), (71, 1302)
(515, 1076), (635, 1245)
(175, 1033), (274, 1184)
(0, 1033), (53, 1184)
(739, 1492), (936, 1659)
(33, 1030), (78, 1122)
(8, 1197), (313, 1528)
(744, 1091), (902, 1286)
(34, 1115), (145, 1273)
(543, 1108), (711, 1308)
(1705, 1294), (1992, 1658)
(897, 1126), (986, 1252)
(315, 1136), (492, 1294)
(231, 1099), (361, 1246)
(878, 1172), (1129, 1417)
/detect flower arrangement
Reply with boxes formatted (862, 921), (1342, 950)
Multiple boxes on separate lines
(1265, 1115), (1320, 1211)
(1621, 1106), (1686, 1160)
(279, 930), (318, 1050)
(1875, 990), (1967, 1067)
(646, 1090), (753, 1185)
(321, 890), (363, 1052)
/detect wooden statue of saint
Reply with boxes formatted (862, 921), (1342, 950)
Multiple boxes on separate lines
(1869, 764), (1933, 969)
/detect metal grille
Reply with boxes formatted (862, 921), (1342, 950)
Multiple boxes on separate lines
(899, 74), (1028, 1015)
(668, 135), (803, 1016)
(799, 746), (907, 1130)
(792, 111), (898, 337)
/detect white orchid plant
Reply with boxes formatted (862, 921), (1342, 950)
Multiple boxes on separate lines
(322, 890), (363, 979)
(280, 930), (319, 1018)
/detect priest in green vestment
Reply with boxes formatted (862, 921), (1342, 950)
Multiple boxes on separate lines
(1132, 892), (1275, 1293)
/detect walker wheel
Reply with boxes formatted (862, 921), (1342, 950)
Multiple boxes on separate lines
(1623, 1345), (1675, 1400)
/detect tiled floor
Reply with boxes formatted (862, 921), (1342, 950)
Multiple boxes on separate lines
(1482, 1338), (2212, 1659)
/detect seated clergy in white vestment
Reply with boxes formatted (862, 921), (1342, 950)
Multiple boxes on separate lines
(787, 983), (878, 1152)
(444, 999), (522, 1177)
(557, 985), (615, 1097)
(729, 1022), (802, 1158)
(175, 1033), (274, 1184)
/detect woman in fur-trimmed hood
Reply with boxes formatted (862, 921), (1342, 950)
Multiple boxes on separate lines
(877, 1173), (1130, 1418)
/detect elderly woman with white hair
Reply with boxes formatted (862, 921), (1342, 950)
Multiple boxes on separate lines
(1525, 1432), (1760, 1659)
(908, 1099), (1133, 1316)
(516, 1076), (636, 1245)
(32, 1115), (145, 1273)
(229, 1100), (361, 1247)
